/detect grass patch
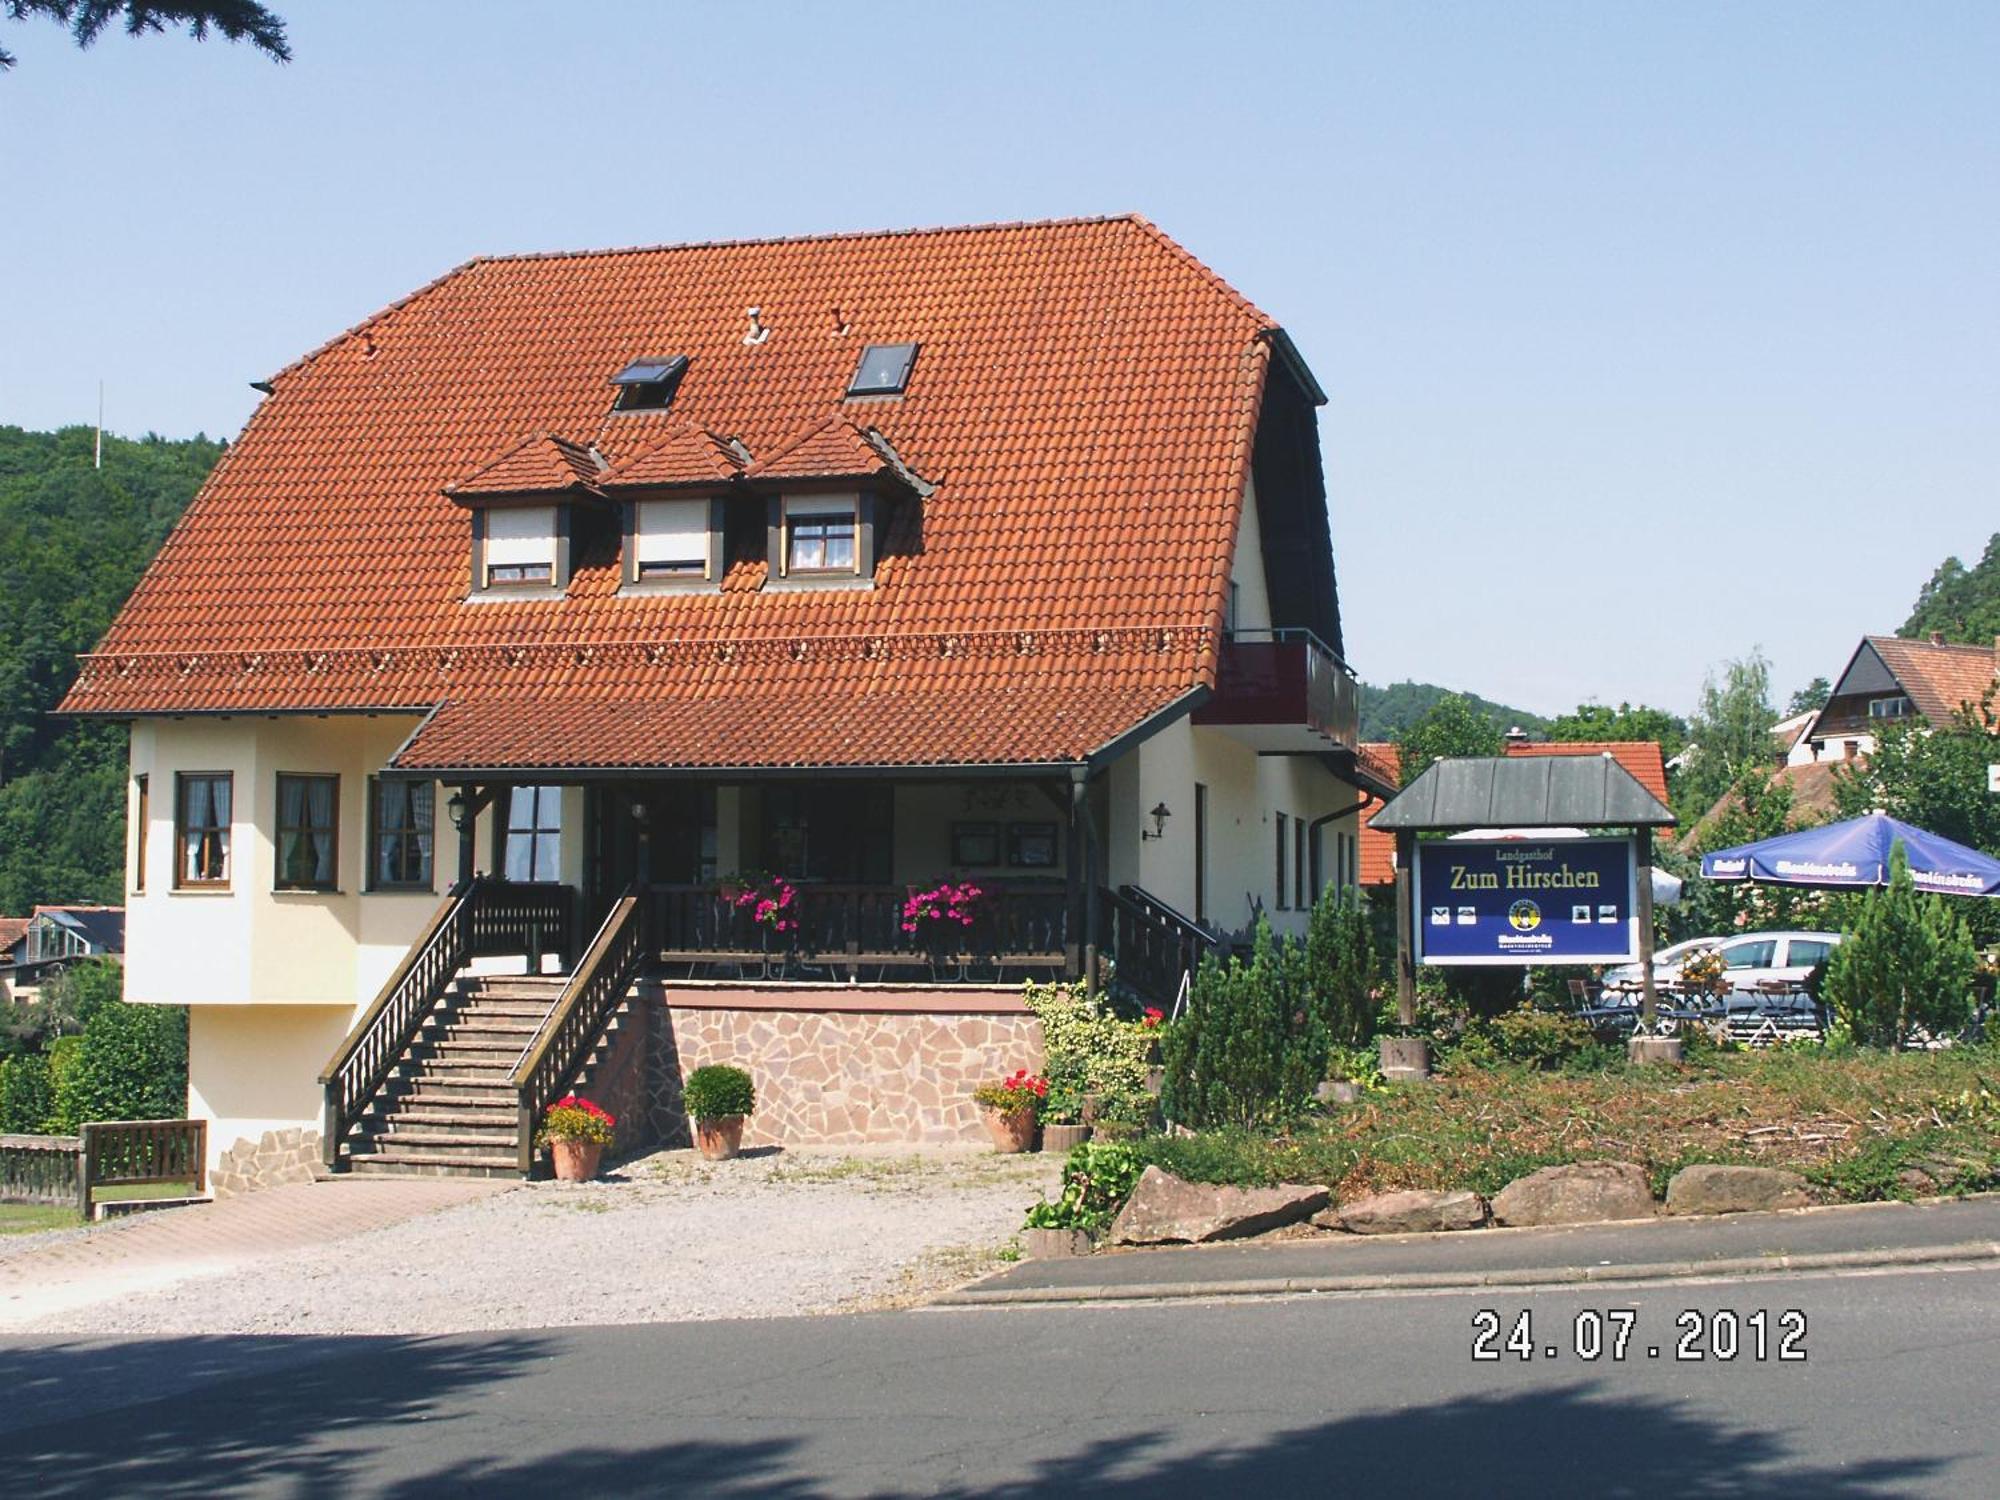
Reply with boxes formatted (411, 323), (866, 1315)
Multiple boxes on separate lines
(0, 1204), (81, 1235)
(93, 1180), (199, 1203)
(1136, 1044), (2000, 1206)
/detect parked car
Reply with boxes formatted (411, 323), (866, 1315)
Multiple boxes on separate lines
(1610, 931), (1844, 1011)
(1601, 937), (1719, 990)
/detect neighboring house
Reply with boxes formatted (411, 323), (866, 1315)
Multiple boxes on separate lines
(1679, 759), (1846, 851)
(62, 215), (1383, 1180)
(1356, 740), (1672, 890)
(0, 906), (125, 1004)
(1791, 634), (1999, 766)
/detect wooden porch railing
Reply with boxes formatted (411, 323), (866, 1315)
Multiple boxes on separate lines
(0, 1133), (85, 1213)
(511, 888), (648, 1175)
(647, 882), (1069, 977)
(1097, 884), (1225, 1013)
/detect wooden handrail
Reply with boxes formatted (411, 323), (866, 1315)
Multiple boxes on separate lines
(510, 889), (647, 1176)
(319, 881), (469, 1089)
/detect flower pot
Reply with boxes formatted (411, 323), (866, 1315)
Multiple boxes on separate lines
(981, 1106), (1037, 1154)
(695, 1114), (747, 1161)
(549, 1138), (604, 1182)
(1021, 1227), (1092, 1258)
(1040, 1121), (1092, 1154)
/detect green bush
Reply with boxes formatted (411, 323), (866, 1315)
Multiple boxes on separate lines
(47, 1002), (187, 1131)
(1022, 983), (1153, 1126)
(1162, 917), (1329, 1129)
(0, 1053), (53, 1133)
(1306, 886), (1379, 1046)
(1023, 1140), (1146, 1230)
(1822, 842), (1979, 1048)
(682, 1064), (756, 1120)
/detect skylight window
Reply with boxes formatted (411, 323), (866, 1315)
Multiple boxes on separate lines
(847, 342), (918, 398)
(609, 355), (688, 411)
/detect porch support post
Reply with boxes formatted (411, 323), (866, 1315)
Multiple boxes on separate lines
(455, 782), (479, 888)
(1065, 766), (1087, 982)
(1635, 827), (1659, 1026)
(1394, 830), (1417, 1029)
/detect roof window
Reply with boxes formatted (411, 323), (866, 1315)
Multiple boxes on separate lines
(609, 355), (688, 411)
(847, 342), (918, 398)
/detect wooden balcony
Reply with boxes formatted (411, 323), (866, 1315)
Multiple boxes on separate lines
(1192, 628), (1360, 753)
(646, 880), (1071, 983)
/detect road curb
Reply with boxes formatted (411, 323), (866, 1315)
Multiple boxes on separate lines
(932, 1240), (2000, 1307)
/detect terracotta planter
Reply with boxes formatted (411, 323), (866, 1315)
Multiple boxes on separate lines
(549, 1138), (605, 1182)
(695, 1114), (747, 1161)
(1040, 1121), (1092, 1154)
(981, 1106), (1037, 1154)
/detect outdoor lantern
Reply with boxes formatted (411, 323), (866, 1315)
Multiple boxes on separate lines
(445, 790), (469, 832)
(1143, 801), (1172, 840)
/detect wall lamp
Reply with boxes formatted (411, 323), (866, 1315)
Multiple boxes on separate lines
(1141, 801), (1172, 840)
(445, 790), (470, 832)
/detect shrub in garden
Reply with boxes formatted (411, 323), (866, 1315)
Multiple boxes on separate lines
(1163, 917), (1329, 1129)
(1306, 885), (1379, 1046)
(1023, 1140), (1145, 1231)
(0, 1053), (53, 1133)
(1021, 982), (1154, 1127)
(1821, 842), (1979, 1048)
(682, 1064), (756, 1121)
(46, 1001), (187, 1132)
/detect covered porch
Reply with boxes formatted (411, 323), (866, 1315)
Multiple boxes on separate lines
(433, 771), (1103, 986)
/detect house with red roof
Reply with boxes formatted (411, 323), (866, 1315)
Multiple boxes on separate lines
(1788, 634), (1999, 766)
(63, 216), (1382, 1184)
(1356, 738), (1672, 889)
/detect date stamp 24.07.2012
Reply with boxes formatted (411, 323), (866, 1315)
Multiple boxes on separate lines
(1472, 1308), (1807, 1363)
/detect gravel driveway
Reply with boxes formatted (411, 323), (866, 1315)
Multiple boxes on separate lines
(14, 1145), (1059, 1337)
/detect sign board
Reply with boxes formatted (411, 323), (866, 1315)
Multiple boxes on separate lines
(1415, 836), (1639, 967)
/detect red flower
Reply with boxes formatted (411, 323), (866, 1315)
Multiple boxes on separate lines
(1142, 1007), (1164, 1028)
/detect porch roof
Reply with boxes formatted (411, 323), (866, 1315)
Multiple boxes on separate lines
(386, 654), (1201, 775)
(1370, 753), (1676, 832)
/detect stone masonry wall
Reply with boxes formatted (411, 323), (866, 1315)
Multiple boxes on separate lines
(211, 1126), (323, 1198)
(643, 996), (1044, 1147)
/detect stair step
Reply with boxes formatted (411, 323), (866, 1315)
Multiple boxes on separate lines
(353, 1133), (519, 1158)
(368, 1126), (519, 1146)
(463, 981), (568, 1000)
(347, 1154), (522, 1178)
(376, 1107), (516, 1128)
(452, 1002), (552, 1020)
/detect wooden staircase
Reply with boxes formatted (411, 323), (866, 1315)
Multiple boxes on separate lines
(344, 977), (560, 1176)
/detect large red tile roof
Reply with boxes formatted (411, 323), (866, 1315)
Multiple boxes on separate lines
(1356, 739), (1672, 886)
(446, 433), (606, 500)
(64, 216), (1285, 769)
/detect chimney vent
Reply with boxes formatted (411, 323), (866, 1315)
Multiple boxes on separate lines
(1503, 725), (1531, 746)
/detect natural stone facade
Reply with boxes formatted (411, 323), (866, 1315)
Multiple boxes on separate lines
(640, 989), (1044, 1147)
(211, 1126), (323, 1198)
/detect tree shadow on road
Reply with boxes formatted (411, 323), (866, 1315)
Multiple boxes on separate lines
(0, 1340), (1957, 1498)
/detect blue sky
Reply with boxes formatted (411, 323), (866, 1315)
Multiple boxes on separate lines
(2, 1), (1994, 717)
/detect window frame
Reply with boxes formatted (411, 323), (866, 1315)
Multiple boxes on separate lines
(368, 778), (438, 893)
(767, 492), (877, 588)
(845, 341), (919, 398)
(174, 771), (234, 890)
(133, 773), (149, 893)
(623, 495), (723, 590)
(1295, 818), (1308, 910)
(1274, 811), (1289, 910)
(498, 785), (564, 884)
(471, 503), (568, 595)
(274, 772), (341, 893)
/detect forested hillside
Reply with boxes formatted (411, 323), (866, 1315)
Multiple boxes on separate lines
(1901, 532), (2000, 646)
(0, 426), (221, 911)
(1357, 679), (1549, 741)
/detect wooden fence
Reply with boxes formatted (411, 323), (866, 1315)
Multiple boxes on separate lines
(0, 1119), (206, 1219)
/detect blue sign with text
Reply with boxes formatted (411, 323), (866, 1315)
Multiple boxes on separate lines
(1415, 837), (1638, 966)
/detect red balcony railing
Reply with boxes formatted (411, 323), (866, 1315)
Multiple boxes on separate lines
(1193, 628), (1359, 749)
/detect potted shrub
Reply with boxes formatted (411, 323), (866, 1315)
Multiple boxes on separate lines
(972, 1068), (1046, 1152)
(536, 1094), (616, 1182)
(1020, 1140), (1143, 1256)
(1039, 1083), (1091, 1154)
(683, 1064), (757, 1160)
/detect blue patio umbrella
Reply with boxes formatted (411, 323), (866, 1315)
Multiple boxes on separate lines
(1700, 812), (2000, 898)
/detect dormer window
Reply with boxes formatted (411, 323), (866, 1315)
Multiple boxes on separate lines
(783, 496), (859, 575)
(846, 343), (918, 398)
(610, 355), (688, 412)
(476, 504), (563, 592)
(623, 496), (723, 588)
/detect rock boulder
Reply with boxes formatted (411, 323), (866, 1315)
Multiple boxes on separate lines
(1320, 1188), (1489, 1235)
(1108, 1166), (1330, 1245)
(1665, 1165), (1811, 1216)
(1491, 1162), (1656, 1227)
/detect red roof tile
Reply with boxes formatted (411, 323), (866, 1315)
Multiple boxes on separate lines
(1357, 740), (1672, 886)
(1866, 636), (1997, 725)
(598, 421), (747, 490)
(64, 216), (1282, 769)
(745, 416), (894, 484)
(446, 432), (604, 500)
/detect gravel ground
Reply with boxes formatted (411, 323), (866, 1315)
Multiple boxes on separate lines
(15, 1145), (1061, 1337)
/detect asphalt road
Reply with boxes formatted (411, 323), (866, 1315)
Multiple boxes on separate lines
(0, 1265), (1993, 1496)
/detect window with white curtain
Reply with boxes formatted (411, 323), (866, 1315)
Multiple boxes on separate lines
(635, 497), (709, 579)
(370, 779), (435, 890)
(783, 496), (858, 575)
(176, 772), (232, 887)
(483, 505), (556, 586)
(275, 774), (339, 890)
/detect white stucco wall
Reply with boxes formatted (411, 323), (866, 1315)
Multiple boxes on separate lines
(187, 1003), (351, 1164)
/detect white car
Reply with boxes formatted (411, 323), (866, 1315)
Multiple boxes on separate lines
(1609, 931), (1842, 1012)
(1601, 938), (1718, 989)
